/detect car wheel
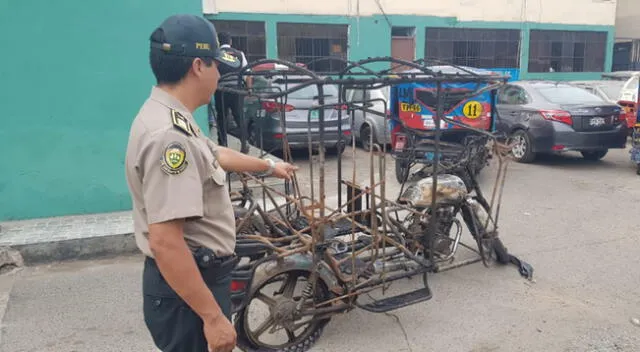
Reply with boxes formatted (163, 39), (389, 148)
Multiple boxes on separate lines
(581, 149), (608, 161)
(360, 124), (373, 151)
(509, 130), (536, 163)
(327, 140), (346, 155)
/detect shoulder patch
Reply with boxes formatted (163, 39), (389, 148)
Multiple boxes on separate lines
(161, 142), (188, 175)
(171, 109), (194, 136)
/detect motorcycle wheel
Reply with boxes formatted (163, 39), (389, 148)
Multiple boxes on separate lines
(234, 269), (332, 352)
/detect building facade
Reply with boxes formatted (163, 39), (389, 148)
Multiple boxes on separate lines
(614, 0), (640, 71)
(0, 0), (619, 221)
(206, 0), (617, 80)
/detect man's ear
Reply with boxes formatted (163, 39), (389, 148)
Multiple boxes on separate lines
(192, 58), (205, 77)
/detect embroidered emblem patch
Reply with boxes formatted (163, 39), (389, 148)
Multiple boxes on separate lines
(161, 142), (188, 174)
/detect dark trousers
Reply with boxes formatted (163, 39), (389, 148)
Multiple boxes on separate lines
(214, 90), (243, 130)
(142, 256), (236, 352)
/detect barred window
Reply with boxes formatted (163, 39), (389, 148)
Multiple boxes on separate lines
(208, 20), (267, 63)
(425, 28), (521, 69)
(277, 23), (349, 73)
(528, 30), (607, 73)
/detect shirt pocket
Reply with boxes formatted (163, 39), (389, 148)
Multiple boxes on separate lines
(204, 138), (226, 186)
(209, 163), (226, 185)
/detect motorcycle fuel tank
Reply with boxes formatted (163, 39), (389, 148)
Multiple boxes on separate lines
(399, 174), (468, 207)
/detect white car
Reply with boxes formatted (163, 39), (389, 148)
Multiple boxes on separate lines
(601, 71), (639, 103)
(345, 86), (391, 150)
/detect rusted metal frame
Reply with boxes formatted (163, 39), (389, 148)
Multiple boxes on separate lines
(485, 142), (514, 230)
(220, 57), (512, 323)
(234, 175), (300, 238)
(217, 55), (507, 100)
(219, 75), (503, 101)
(234, 176), (318, 247)
(322, 217), (428, 268)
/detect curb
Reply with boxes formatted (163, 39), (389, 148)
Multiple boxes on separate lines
(11, 233), (139, 266)
(5, 191), (341, 267)
(3, 181), (290, 267)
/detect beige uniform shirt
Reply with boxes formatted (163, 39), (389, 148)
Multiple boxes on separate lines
(125, 87), (236, 257)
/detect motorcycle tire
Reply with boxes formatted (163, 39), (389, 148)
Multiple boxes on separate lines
(234, 269), (332, 352)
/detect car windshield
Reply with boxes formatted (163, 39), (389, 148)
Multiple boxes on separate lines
(534, 85), (604, 104)
(273, 83), (339, 100)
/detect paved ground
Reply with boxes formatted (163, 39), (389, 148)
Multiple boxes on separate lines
(2, 145), (640, 352)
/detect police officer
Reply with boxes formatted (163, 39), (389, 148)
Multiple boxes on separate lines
(213, 32), (251, 138)
(124, 14), (297, 352)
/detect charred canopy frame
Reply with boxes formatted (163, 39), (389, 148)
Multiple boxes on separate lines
(212, 56), (510, 236)
(210, 57), (528, 340)
(214, 57), (536, 350)
(213, 55), (514, 262)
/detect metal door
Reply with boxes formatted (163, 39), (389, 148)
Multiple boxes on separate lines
(391, 36), (415, 72)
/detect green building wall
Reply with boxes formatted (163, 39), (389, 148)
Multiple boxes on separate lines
(0, 5), (615, 221)
(0, 1), (208, 221)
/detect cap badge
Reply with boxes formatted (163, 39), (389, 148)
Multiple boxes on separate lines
(195, 42), (211, 50)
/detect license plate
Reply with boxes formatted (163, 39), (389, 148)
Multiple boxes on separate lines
(309, 110), (319, 120)
(589, 117), (606, 127)
(422, 115), (448, 129)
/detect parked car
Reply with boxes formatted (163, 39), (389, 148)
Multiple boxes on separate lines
(495, 81), (628, 163)
(233, 65), (352, 155)
(568, 80), (625, 103)
(601, 71), (639, 127)
(568, 80), (636, 128)
(345, 86), (391, 150)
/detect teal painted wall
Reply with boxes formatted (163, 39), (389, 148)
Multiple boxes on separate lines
(208, 12), (615, 80)
(0, 1), (208, 221)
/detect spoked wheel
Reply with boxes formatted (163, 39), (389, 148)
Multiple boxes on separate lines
(234, 270), (332, 352)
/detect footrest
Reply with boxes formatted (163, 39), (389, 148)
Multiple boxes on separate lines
(359, 287), (433, 313)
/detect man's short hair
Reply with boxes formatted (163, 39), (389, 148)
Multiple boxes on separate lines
(218, 32), (232, 45)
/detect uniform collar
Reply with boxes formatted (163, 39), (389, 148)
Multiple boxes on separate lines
(149, 86), (202, 136)
(149, 86), (193, 117)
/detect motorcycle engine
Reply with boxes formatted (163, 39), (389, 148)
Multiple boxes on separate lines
(403, 204), (459, 258)
(398, 174), (468, 209)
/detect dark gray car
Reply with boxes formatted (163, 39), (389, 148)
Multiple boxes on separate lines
(240, 75), (352, 154)
(495, 81), (628, 163)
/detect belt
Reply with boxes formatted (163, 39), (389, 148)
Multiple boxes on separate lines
(193, 247), (239, 273)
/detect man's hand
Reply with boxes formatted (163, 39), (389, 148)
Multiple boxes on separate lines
(271, 162), (298, 180)
(216, 146), (299, 179)
(204, 313), (236, 352)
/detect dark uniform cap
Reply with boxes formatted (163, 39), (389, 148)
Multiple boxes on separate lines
(150, 14), (240, 70)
